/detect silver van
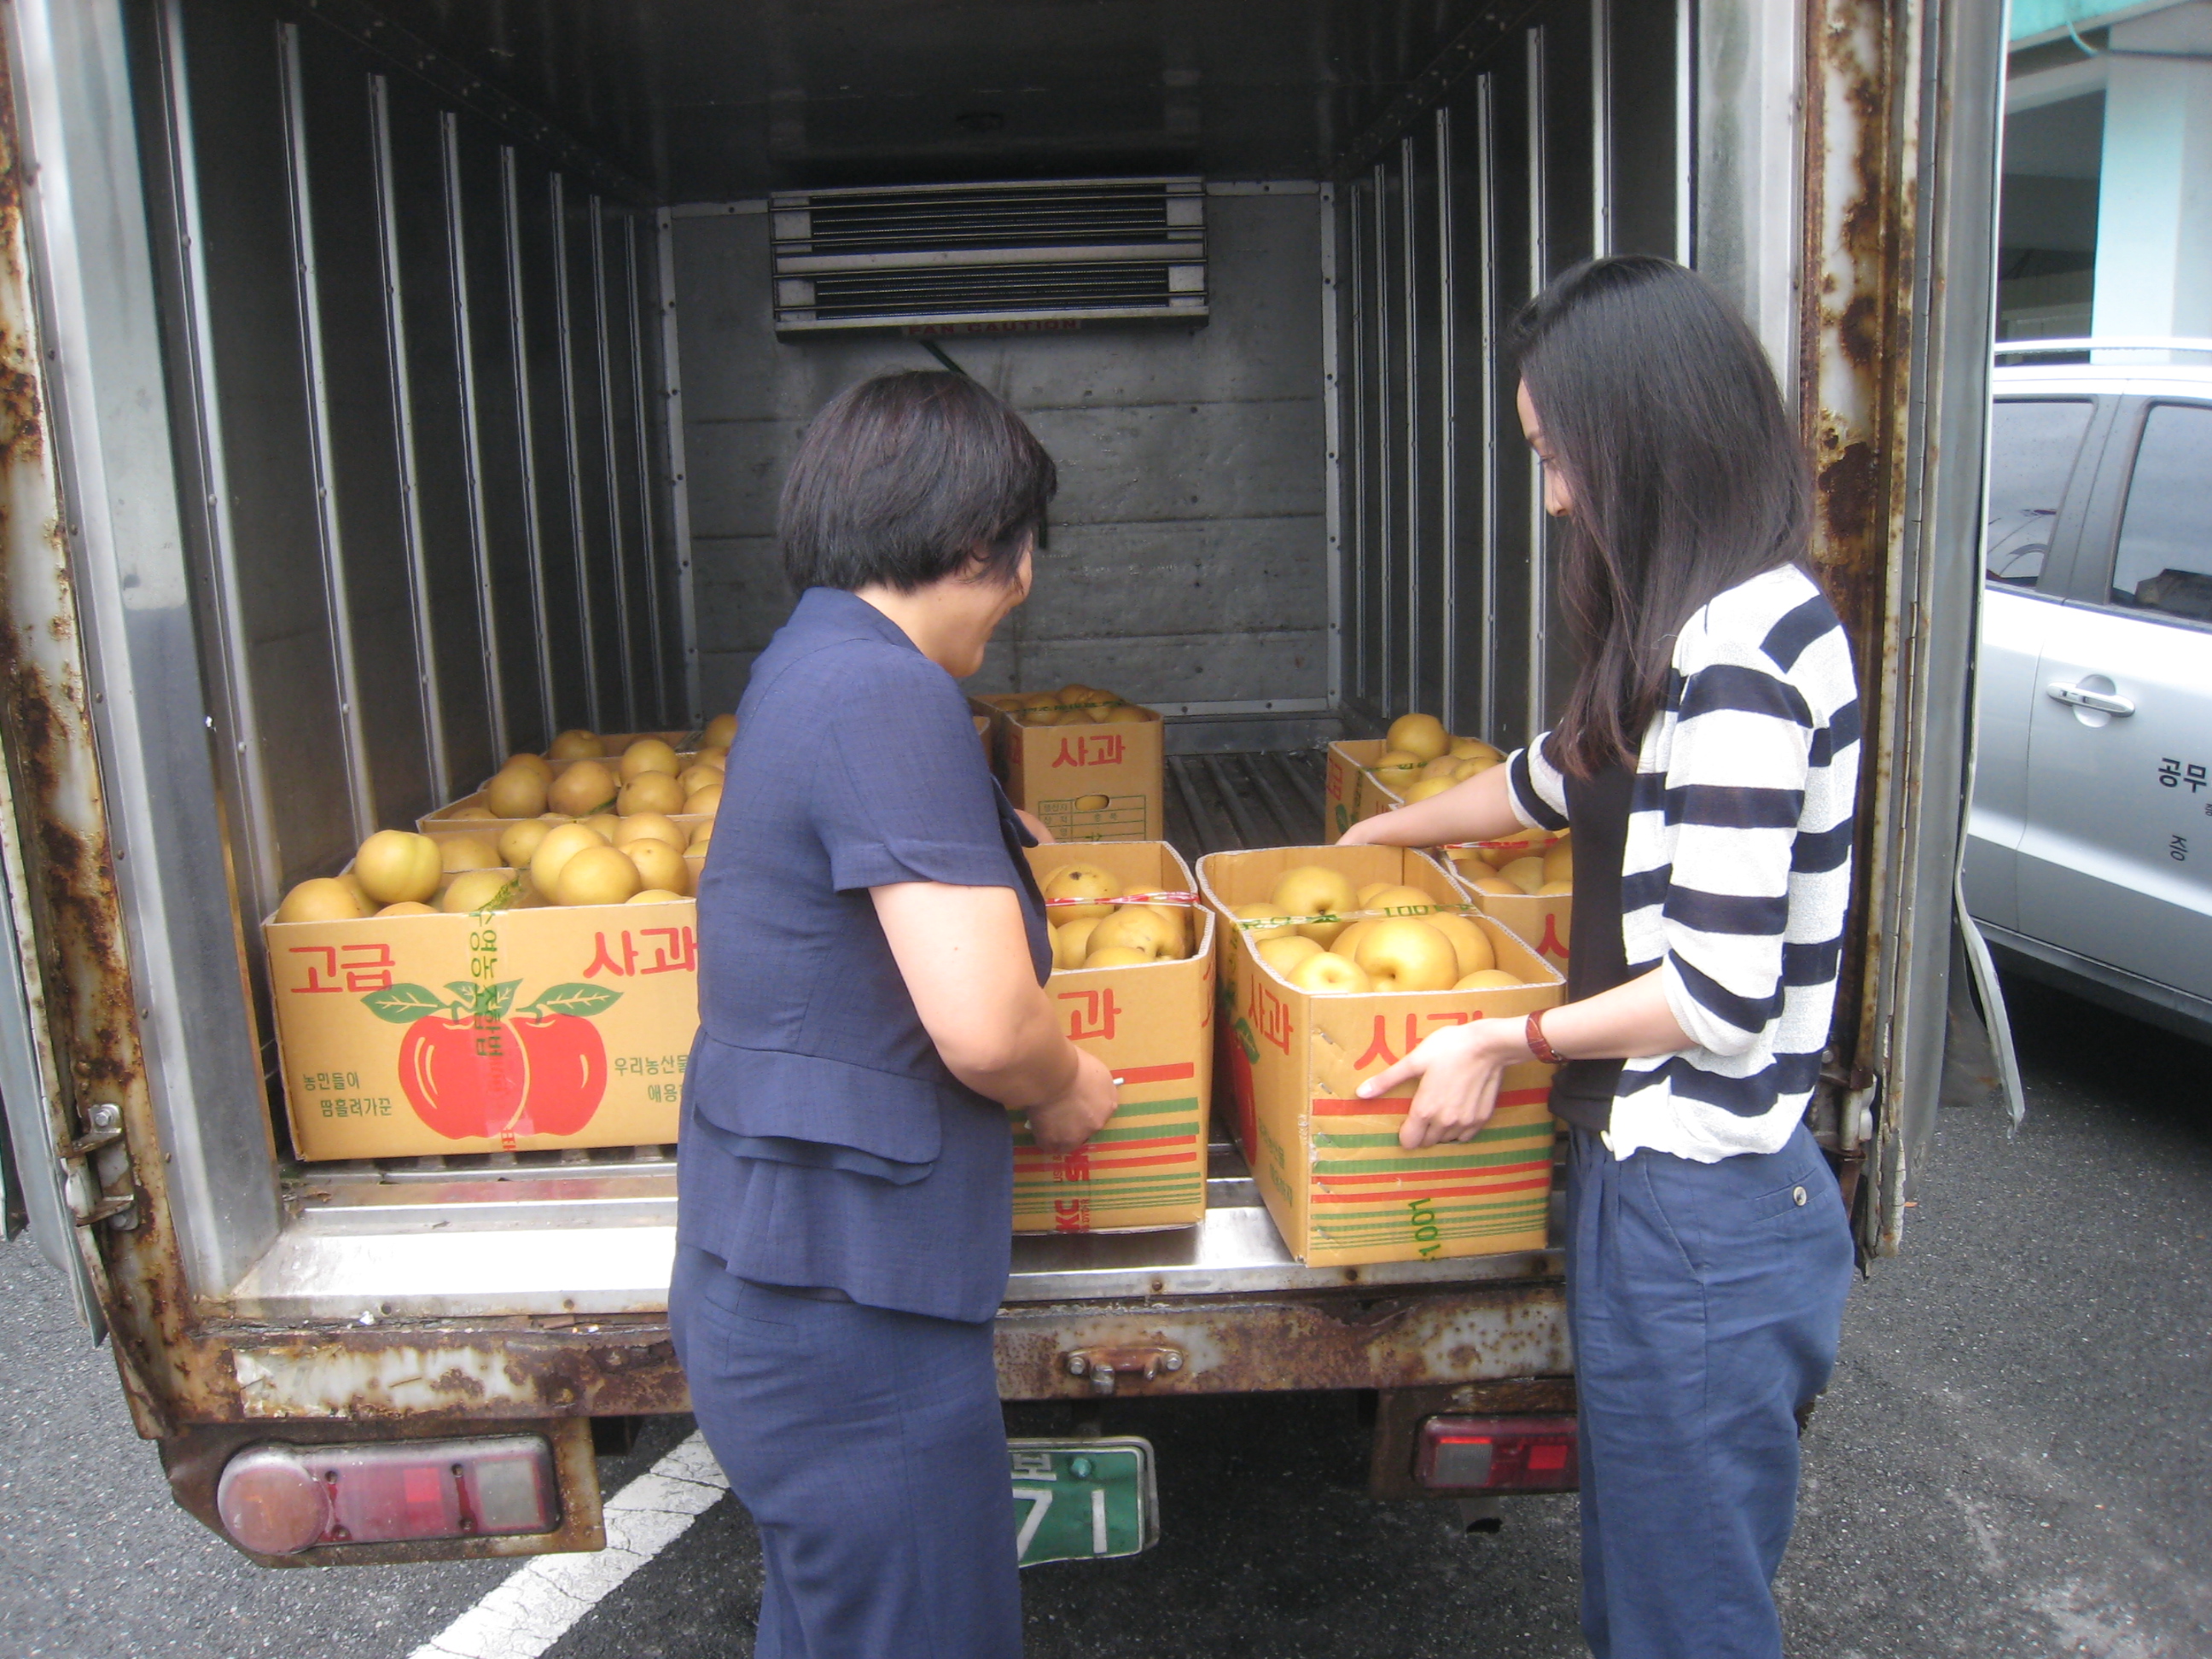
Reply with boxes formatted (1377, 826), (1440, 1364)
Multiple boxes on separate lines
(1970, 341), (2212, 1040)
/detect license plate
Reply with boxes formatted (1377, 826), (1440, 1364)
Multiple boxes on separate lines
(1007, 1437), (1158, 1566)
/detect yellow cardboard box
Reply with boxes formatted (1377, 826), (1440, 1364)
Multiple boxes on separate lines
(1322, 739), (1394, 841)
(263, 874), (697, 1161)
(1020, 841), (1214, 1232)
(1197, 846), (1563, 1266)
(1328, 736), (1573, 975)
(975, 695), (1166, 843)
(1441, 836), (1574, 975)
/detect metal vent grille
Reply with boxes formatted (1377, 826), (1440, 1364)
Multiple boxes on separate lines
(771, 178), (1206, 335)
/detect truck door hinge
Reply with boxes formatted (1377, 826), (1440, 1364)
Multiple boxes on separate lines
(1064, 1346), (1185, 1395)
(58, 1102), (137, 1231)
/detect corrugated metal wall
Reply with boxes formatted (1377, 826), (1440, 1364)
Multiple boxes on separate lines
(1330, 0), (1681, 748)
(135, 1), (683, 930)
(669, 189), (1328, 716)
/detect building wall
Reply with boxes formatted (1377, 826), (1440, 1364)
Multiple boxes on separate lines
(668, 190), (1327, 716)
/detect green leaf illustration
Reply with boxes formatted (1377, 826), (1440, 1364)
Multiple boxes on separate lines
(444, 980), (521, 1021)
(525, 981), (623, 1019)
(361, 983), (446, 1024)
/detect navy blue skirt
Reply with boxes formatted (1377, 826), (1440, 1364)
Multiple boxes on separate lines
(670, 1244), (1023, 1659)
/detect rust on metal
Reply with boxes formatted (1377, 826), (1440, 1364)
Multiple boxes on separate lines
(995, 1279), (1569, 1399)
(0, 29), (221, 1435)
(225, 1325), (687, 1422)
(1796, 0), (1928, 1254)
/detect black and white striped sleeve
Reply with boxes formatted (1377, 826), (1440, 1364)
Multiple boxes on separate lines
(1505, 734), (1570, 833)
(1654, 631), (1817, 1057)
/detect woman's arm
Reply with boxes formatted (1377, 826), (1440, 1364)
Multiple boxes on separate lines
(1354, 966), (1692, 1149)
(1335, 763), (1527, 847)
(871, 881), (1116, 1152)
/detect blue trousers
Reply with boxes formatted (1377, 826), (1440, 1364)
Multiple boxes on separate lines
(1567, 1125), (1854, 1659)
(669, 1246), (1023, 1659)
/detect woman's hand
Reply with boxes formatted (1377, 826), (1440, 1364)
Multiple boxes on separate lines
(1025, 1048), (1118, 1153)
(1357, 1019), (1534, 1150)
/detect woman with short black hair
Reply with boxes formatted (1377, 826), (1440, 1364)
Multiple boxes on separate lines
(1342, 257), (1860, 1658)
(671, 370), (1116, 1658)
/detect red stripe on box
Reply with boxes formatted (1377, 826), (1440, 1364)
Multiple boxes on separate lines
(1310, 1086), (1552, 1117)
(1311, 1175), (1555, 1204)
(1017, 1150), (1202, 1174)
(1115, 1062), (1198, 1086)
(1014, 1133), (1197, 1163)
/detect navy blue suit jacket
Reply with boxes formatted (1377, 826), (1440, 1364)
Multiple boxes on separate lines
(677, 587), (1051, 1323)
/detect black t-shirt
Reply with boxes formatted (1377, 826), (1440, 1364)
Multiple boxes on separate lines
(1544, 757), (1641, 1134)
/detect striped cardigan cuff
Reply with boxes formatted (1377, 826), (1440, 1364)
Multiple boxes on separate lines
(1506, 740), (1570, 833)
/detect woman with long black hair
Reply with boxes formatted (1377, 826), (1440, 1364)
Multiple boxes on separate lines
(1341, 256), (1860, 1658)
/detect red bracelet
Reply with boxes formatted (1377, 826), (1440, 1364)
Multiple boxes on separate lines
(1525, 1010), (1565, 1066)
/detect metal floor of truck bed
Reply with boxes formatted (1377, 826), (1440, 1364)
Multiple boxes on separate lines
(237, 750), (1560, 1321)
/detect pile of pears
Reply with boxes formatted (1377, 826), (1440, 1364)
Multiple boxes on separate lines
(1367, 713), (1507, 802)
(271, 714), (740, 923)
(1372, 712), (1572, 896)
(1455, 835), (1573, 898)
(1230, 864), (1524, 997)
(1002, 685), (1147, 726)
(448, 714), (737, 824)
(1040, 864), (1197, 970)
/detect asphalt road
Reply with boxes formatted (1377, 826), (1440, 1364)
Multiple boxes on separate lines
(4, 972), (2208, 1657)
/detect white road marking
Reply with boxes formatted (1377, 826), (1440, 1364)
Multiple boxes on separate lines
(410, 1431), (729, 1659)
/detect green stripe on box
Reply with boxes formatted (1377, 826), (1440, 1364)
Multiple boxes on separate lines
(1315, 1122), (1553, 1150)
(1314, 1217), (1549, 1245)
(1312, 1150), (1552, 1174)
(1313, 1197), (1551, 1228)
(1016, 1177), (1202, 1203)
(1016, 1195), (1198, 1214)
(1014, 1119), (1199, 1149)
(1313, 1204), (1551, 1240)
(1112, 1096), (1201, 1119)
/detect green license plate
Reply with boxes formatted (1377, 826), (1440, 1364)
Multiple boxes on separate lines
(1007, 1437), (1159, 1566)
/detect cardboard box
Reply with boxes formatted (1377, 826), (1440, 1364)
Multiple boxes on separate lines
(1017, 841), (1214, 1232)
(1327, 736), (1572, 975)
(975, 695), (1165, 843)
(264, 873), (697, 1160)
(1198, 846), (1563, 1266)
(1322, 739), (1394, 841)
(1441, 837), (1574, 975)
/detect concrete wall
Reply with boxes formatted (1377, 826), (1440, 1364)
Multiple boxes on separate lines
(668, 190), (1327, 715)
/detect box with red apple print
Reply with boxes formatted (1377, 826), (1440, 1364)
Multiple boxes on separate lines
(263, 881), (696, 1160)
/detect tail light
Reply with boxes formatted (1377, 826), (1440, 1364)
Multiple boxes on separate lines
(216, 1435), (559, 1556)
(1415, 1415), (1578, 1492)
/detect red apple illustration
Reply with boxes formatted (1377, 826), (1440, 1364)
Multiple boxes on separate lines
(396, 1015), (524, 1139)
(510, 1011), (608, 1136)
(364, 980), (620, 1143)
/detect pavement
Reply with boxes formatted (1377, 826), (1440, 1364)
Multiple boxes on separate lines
(3, 971), (2209, 1657)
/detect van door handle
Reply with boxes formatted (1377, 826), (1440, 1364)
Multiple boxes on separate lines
(2046, 680), (2136, 716)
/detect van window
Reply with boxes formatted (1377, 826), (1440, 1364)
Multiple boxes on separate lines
(1985, 399), (2095, 588)
(2110, 403), (2212, 625)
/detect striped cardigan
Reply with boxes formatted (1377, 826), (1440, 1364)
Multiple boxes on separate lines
(1506, 565), (1860, 1162)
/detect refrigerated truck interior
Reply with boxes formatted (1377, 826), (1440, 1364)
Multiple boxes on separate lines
(0, 0), (2010, 1562)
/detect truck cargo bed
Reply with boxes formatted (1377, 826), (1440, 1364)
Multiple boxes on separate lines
(236, 746), (1563, 1323)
